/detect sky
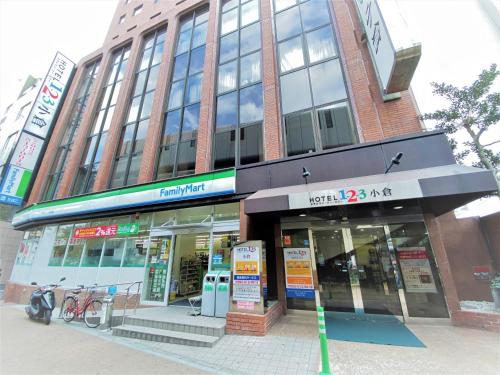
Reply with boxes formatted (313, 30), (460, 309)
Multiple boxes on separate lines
(0, 0), (498, 216)
(0, 0), (118, 113)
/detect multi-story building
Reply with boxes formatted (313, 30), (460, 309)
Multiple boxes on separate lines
(0, 76), (41, 296)
(5, 0), (497, 334)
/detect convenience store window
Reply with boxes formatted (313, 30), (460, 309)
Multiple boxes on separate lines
(48, 224), (73, 266)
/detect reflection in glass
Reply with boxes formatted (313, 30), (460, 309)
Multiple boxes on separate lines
(220, 31), (239, 63)
(184, 73), (203, 104)
(241, 0), (259, 26)
(176, 30), (191, 55)
(172, 53), (188, 81)
(240, 22), (261, 55)
(300, 0), (330, 31)
(218, 61), (237, 94)
(221, 7), (238, 35)
(309, 59), (346, 106)
(279, 36), (304, 72)
(240, 52), (261, 86)
(274, 0), (296, 12)
(168, 80), (184, 109)
(276, 6), (301, 41)
(216, 92), (238, 129)
(239, 83), (263, 124)
(192, 23), (208, 48)
(280, 69), (312, 114)
(306, 26), (336, 63)
(189, 46), (205, 74)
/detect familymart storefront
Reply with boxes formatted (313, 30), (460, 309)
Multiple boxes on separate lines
(9, 169), (239, 307)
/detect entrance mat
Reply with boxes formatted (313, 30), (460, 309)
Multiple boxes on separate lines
(324, 311), (425, 348)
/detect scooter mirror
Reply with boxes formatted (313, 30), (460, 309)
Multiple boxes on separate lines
(60, 277), (66, 282)
(30, 281), (37, 286)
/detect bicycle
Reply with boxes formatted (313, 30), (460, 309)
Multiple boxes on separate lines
(61, 284), (103, 328)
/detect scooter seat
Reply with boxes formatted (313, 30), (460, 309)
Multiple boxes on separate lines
(71, 289), (82, 294)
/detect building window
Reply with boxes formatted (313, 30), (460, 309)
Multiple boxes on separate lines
(156, 6), (209, 180)
(133, 5), (143, 16)
(110, 28), (166, 188)
(72, 46), (130, 195)
(212, 0), (263, 170)
(273, 0), (357, 157)
(15, 228), (43, 266)
(15, 102), (31, 122)
(42, 60), (101, 201)
(48, 224), (73, 266)
(0, 131), (19, 169)
(119, 15), (125, 24)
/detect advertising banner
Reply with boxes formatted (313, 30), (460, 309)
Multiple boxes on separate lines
(10, 132), (44, 170)
(288, 180), (423, 210)
(397, 247), (437, 293)
(284, 248), (315, 299)
(232, 244), (261, 302)
(73, 223), (139, 239)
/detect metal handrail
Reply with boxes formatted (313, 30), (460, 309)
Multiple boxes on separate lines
(58, 281), (142, 319)
(121, 281), (143, 325)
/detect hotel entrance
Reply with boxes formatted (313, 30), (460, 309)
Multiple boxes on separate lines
(312, 225), (402, 316)
(281, 213), (449, 319)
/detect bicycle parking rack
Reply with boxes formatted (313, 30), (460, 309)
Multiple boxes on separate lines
(58, 281), (143, 323)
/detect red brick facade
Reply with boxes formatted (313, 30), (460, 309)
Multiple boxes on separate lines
(226, 301), (285, 336)
(19, 0), (496, 335)
(29, 0), (425, 204)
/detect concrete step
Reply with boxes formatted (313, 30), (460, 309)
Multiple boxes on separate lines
(123, 316), (225, 338)
(112, 324), (221, 347)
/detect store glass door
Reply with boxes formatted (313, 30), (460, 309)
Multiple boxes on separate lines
(143, 235), (173, 303)
(168, 231), (210, 305)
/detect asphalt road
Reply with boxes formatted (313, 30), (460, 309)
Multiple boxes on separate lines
(0, 303), (208, 375)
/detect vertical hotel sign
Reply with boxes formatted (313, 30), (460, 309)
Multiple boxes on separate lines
(0, 52), (75, 205)
(354, 0), (421, 96)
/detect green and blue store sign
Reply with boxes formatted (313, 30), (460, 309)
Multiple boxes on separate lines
(13, 169), (236, 227)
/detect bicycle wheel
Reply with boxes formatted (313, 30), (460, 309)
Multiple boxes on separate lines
(83, 299), (103, 328)
(62, 296), (77, 322)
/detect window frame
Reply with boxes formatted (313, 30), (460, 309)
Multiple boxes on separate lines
(273, 0), (358, 157)
(109, 28), (166, 188)
(212, 0), (264, 170)
(156, 6), (209, 180)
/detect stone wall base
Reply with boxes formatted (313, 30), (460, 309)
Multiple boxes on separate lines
(3, 282), (146, 310)
(226, 301), (285, 336)
(451, 310), (500, 332)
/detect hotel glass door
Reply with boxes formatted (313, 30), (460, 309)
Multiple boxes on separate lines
(313, 228), (355, 312)
(312, 225), (402, 316)
(350, 226), (402, 315)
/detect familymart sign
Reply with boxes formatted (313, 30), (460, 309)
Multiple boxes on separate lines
(13, 169), (235, 227)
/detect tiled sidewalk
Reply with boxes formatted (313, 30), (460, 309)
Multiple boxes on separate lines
(29, 304), (500, 375)
(52, 308), (320, 375)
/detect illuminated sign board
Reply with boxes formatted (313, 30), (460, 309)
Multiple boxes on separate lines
(0, 52), (75, 205)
